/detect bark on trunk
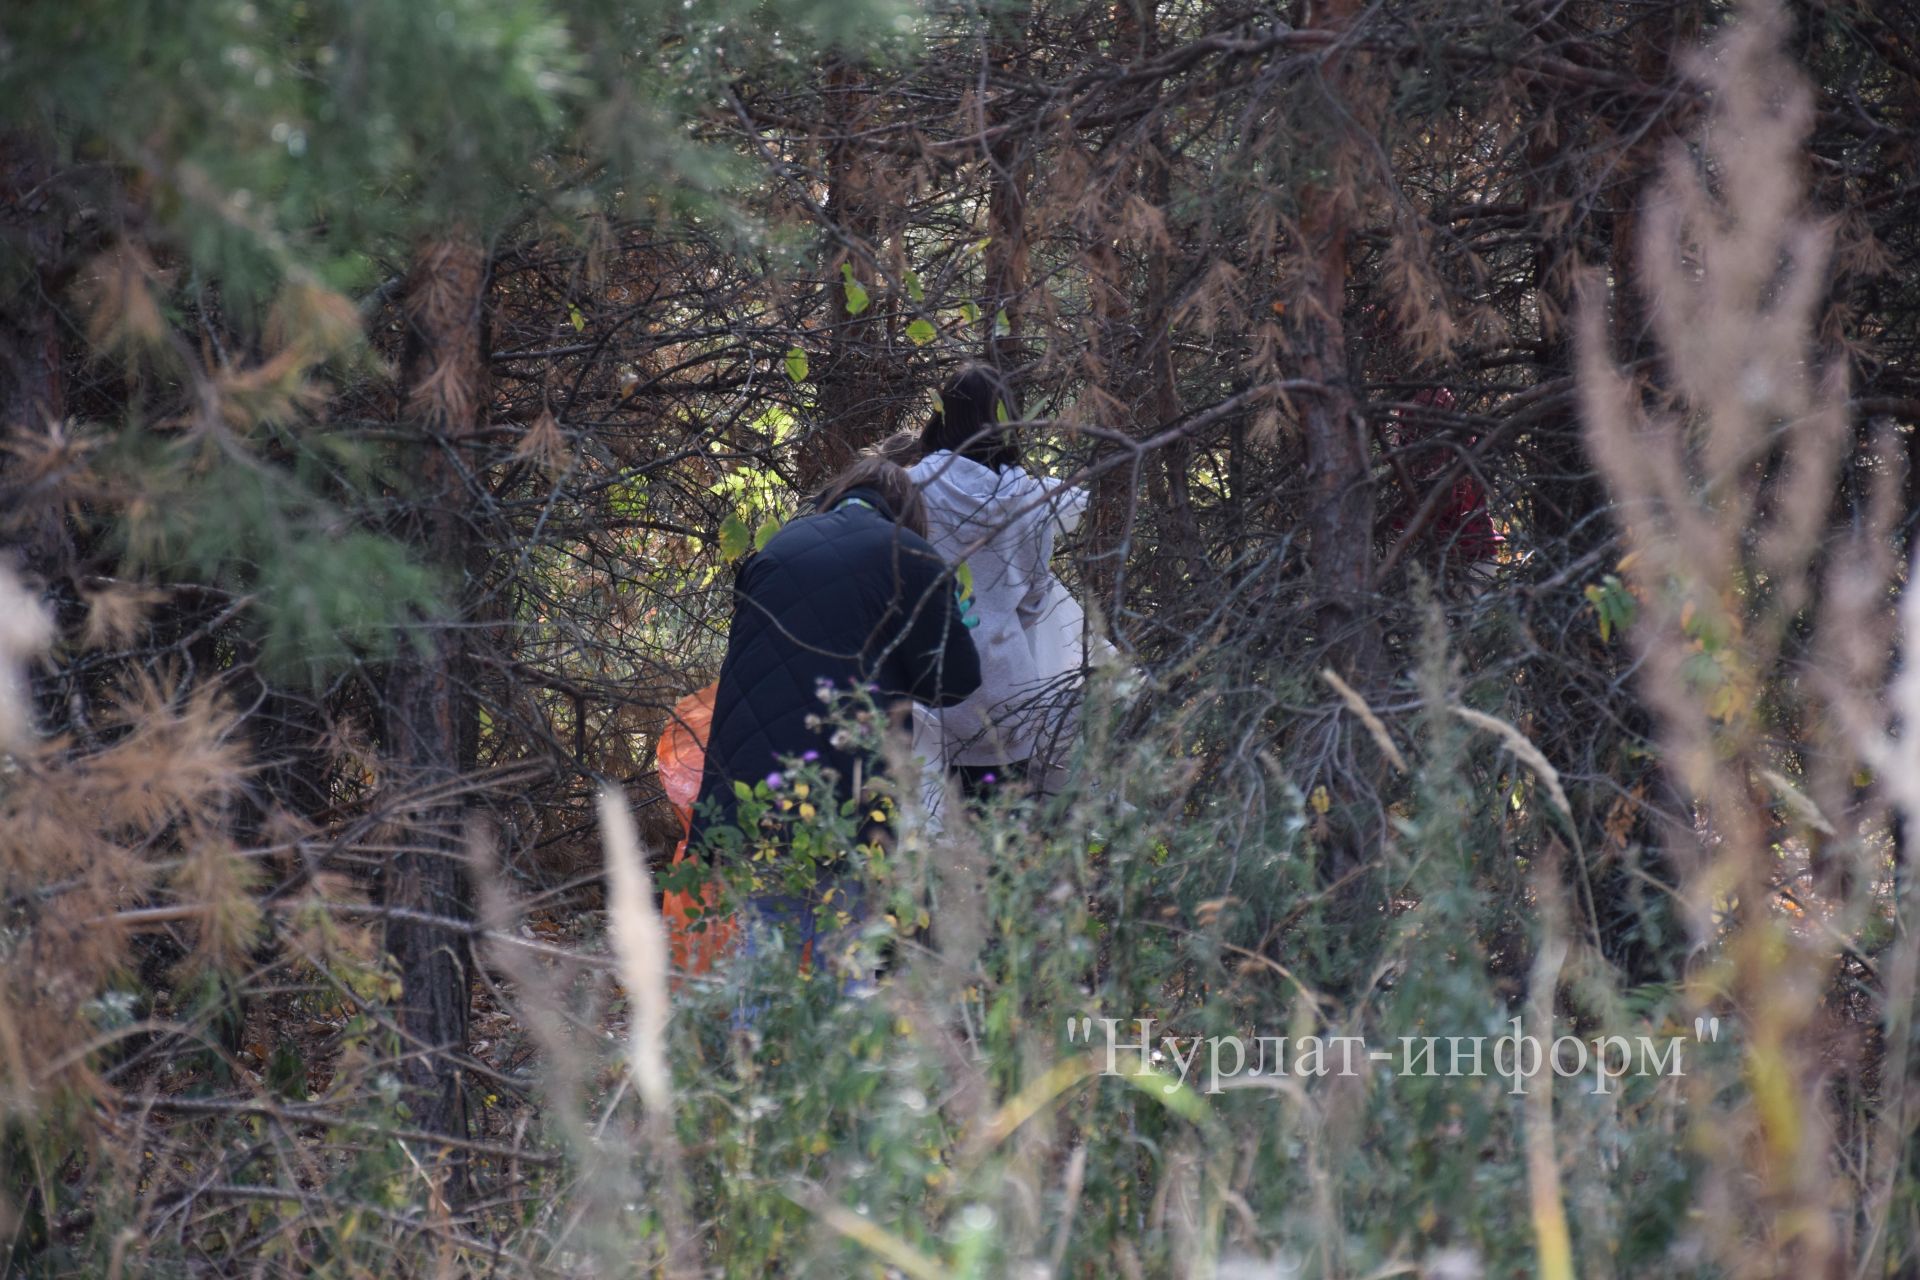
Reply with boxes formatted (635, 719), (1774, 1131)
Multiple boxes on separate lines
(1079, 2), (1159, 633)
(1296, 204), (1375, 673)
(1082, 233), (1134, 627)
(982, 5), (1032, 376)
(1290, 0), (1381, 893)
(803, 63), (900, 488)
(381, 233), (488, 1170)
(1135, 137), (1210, 605)
(1294, 0), (1376, 681)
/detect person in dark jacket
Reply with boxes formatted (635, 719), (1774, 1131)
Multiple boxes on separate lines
(687, 458), (982, 957)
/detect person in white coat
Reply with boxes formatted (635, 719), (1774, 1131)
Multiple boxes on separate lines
(907, 367), (1091, 798)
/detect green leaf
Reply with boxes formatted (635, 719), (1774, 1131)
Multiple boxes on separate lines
(905, 317), (937, 347)
(717, 512), (751, 561)
(568, 304), (585, 332)
(903, 269), (924, 302)
(955, 560), (975, 600)
(994, 398), (1010, 424)
(966, 236), (992, 256)
(753, 514), (782, 550)
(1584, 574), (1636, 644)
(993, 307), (1012, 337)
(840, 262), (870, 316)
(733, 780), (753, 802)
(1584, 584), (1608, 642)
(784, 346), (809, 382)
(957, 300), (981, 326)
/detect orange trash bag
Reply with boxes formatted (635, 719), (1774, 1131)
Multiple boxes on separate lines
(655, 682), (738, 975)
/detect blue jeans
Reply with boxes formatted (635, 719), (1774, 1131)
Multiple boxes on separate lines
(732, 882), (873, 1031)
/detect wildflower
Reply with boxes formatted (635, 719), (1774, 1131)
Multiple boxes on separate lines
(802, 749), (819, 762)
(765, 770), (784, 789)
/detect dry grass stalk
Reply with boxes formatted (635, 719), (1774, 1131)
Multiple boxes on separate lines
(1321, 667), (1407, 774)
(1450, 705), (1571, 827)
(1523, 854), (1574, 1280)
(1577, 2), (1869, 1271)
(596, 786), (698, 1276)
(594, 786), (671, 1117)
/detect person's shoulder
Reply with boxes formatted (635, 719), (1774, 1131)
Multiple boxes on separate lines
(895, 524), (944, 561)
(841, 510), (936, 554)
(762, 508), (830, 546)
(851, 519), (946, 580)
(744, 508), (834, 572)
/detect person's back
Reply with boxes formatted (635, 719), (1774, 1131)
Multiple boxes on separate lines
(910, 449), (1081, 764)
(689, 470), (981, 853)
(908, 367), (1088, 777)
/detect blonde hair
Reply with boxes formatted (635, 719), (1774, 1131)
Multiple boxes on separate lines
(814, 457), (930, 539)
(862, 430), (922, 466)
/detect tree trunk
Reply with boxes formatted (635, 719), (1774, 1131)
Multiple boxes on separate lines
(803, 63), (900, 488)
(1288, 0), (1382, 896)
(381, 233), (488, 1170)
(1295, 211), (1373, 674)
(1079, 1), (1157, 634)
(1135, 134), (1210, 608)
(1081, 230), (1134, 629)
(1293, 0), (1375, 682)
(982, 5), (1033, 376)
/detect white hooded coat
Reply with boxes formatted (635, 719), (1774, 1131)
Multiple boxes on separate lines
(907, 450), (1090, 768)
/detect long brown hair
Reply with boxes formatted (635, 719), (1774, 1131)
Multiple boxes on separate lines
(814, 456), (930, 539)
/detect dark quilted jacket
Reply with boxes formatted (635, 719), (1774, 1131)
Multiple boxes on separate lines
(687, 488), (982, 852)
